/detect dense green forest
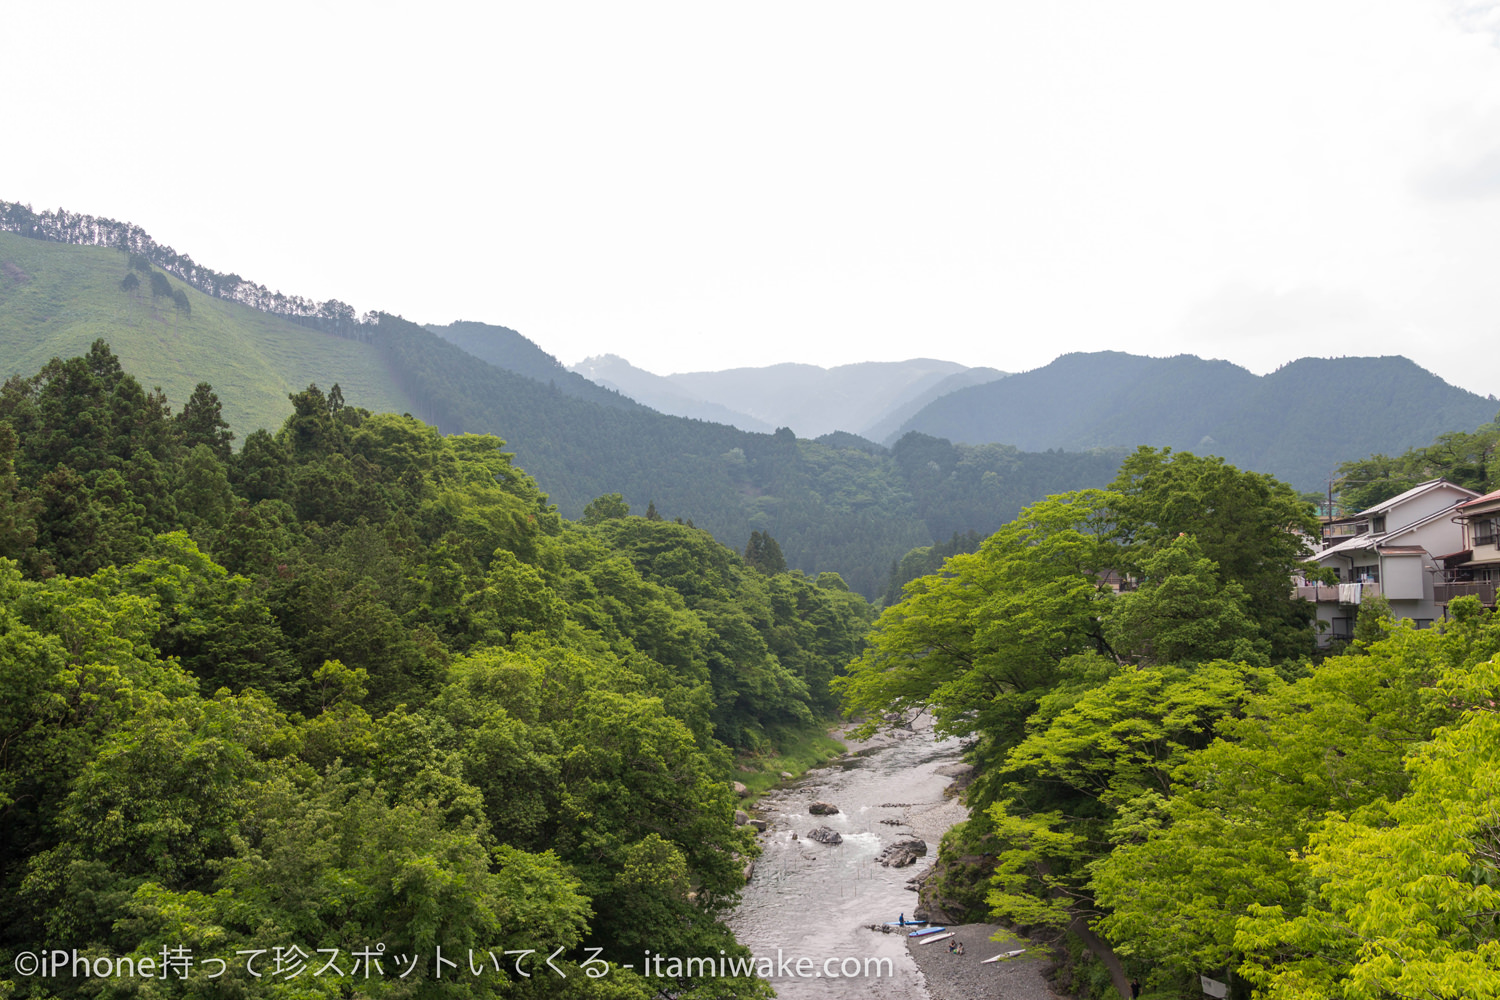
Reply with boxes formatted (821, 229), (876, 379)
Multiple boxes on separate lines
(839, 448), (1500, 998)
(372, 312), (1125, 599)
(0, 342), (879, 998)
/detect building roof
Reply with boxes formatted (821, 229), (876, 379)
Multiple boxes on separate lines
(1358, 479), (1480, 517)
(1310, 503), (1467, 564)
(1375, 545), (1427, 555)
(1315, 533), (1379, 561)
(1456, 487), (1500, 511)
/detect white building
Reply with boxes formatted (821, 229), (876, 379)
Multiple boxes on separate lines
(1436, 487), (1500, 611)
(1298, 479), (1479, 643)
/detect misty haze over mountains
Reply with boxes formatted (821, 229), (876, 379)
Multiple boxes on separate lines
(569, 355), (1008, 441)
(5, 204), (1500, 597)
(5, 199), (1492, 499)
(566, 348), (1498, 491)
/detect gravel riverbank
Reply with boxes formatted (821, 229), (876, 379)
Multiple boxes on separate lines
(905, 923), (1063, 1000)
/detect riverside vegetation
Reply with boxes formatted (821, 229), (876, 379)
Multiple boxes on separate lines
(0, 342), (880, 998)
(838, 448), (1500, 999)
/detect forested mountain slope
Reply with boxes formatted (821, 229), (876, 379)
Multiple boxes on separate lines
(375, 313), (1124, 597)
(427, 320), (643, 410)
(1220, 355), (1498, 488)
(861, 364), (1006, 443)
(0, 205), (1122, 596)
(898, 350), (1499, 489)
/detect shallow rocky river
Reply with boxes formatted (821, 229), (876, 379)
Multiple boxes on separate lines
(728, 721), (970, 998)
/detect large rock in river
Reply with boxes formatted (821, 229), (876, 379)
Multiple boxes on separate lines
(808, 801), (840, 815)
(876, 838), (927, 868)
(806, 826), (843, 845)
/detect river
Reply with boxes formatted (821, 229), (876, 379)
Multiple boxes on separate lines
(728, 719), (968, 999)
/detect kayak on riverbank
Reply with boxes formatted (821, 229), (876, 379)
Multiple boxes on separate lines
(906, 923), (1062, 1000)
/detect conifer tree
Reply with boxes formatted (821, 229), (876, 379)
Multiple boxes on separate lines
(744, 530), (787, 574)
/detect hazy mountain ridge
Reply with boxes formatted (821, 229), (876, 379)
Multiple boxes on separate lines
(570, 355), (1008, 439)
(899, 351), (1498, 489)
(861, 365), (1008, 444)
(668, 358), (978, 438)
(570, 354), (775, 432)
(8, 204), (1499, 594)
(0, 229), (1113, 596)
(367, 314), (1128, 597)
(427, 322), (642, 411)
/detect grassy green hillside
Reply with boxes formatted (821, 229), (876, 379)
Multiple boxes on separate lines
(0, 232), (414, 433)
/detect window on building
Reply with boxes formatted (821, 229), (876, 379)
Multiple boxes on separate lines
(1475, 518), (1497, 547)
(1372, 515), (1386, 533)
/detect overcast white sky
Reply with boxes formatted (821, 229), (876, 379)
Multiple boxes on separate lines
(9, 2), (1500, 396)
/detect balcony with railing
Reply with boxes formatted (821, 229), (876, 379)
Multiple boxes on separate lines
(1294, 582), (1382, 603)
(1435, 580), (1497, 606)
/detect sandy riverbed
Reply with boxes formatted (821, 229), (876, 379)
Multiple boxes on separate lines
(905, 923), (1064, 1000)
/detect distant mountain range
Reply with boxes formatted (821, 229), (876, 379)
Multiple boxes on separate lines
(5, 201), (1499, 596)
(570, 354), (1007, 440)
(569, 354), (777, 433)
(892, 351), (1499, 489)
(428, 321), (642, 411)
(0, 226), (1109, 597)
(564, 349), (1498, 491)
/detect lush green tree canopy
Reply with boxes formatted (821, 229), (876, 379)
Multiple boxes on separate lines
(0, 343), (848, 999)
(833, 450), (1500, 997)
